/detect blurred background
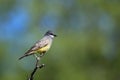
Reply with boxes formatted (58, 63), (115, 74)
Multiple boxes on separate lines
(0, 0), (120, 80)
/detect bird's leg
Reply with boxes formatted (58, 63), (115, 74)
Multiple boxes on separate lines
(39, 53), (44, 57)
(39, 51), (46, 57)
(34, 54), (41, 67)
(38, 53), (45, 67)
(34, 54), (40, 61)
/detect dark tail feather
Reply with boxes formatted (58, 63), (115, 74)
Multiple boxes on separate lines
(19, 54), (29, 60)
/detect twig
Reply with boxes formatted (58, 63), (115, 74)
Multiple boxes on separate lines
(28, 58), (45, 80)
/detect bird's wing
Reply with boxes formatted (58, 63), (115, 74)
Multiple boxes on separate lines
(24, 39), (48, 55)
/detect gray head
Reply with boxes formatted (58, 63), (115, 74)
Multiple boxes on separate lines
(44, 30), (57, 38)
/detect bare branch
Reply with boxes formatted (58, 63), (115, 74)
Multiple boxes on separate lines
(28, 58), (45, 80)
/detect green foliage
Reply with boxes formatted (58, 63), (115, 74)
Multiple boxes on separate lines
(0, 0), (120, 80)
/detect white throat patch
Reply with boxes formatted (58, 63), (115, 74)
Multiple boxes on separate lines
(49, 35), (54, 38)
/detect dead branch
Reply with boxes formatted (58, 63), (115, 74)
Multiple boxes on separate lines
(28, 58), (45, 80)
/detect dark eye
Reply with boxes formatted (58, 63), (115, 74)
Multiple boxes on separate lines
(50, 33), (53, 35)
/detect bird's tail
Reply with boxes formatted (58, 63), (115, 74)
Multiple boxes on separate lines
(18, 54), (30, 60)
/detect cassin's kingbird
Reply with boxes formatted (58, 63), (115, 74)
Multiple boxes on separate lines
(19, 30), (57, 60)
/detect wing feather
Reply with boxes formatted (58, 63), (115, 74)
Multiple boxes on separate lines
(24, 38), (49, 55)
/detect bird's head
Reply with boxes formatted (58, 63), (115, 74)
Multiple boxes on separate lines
(45, 30), (57, 38)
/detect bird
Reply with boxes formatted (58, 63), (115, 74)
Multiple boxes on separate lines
(19, 30), (57, 60)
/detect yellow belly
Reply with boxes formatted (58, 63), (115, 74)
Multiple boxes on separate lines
(37, 45), (50, 53)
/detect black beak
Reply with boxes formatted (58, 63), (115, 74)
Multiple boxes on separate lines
(54, 34), (57, 37)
